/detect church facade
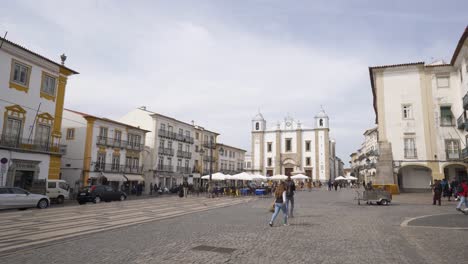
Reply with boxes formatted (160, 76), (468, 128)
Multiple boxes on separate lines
(250, 110), (334, 182)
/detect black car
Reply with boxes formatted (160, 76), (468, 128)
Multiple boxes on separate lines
(77, 185), (127, 204)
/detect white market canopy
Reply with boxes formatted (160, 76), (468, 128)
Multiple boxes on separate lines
(201, 172), (226, 181)
(251, 174), (267, 181)
(232, 172), (253, 181)
(335, 176), (346, 181)
(291, 174), (309, 180)
(345, 175), (358, 180)
(270, 174), (288, 181)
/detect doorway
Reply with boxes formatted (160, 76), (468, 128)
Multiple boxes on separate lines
(284, 168), (293, 176)
(14, 170), (35, 190)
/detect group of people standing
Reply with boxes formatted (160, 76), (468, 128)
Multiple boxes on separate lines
(269, 175), (296, 227)
(431, 178), (468, 213)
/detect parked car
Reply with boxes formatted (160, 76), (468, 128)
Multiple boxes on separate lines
(0, 187), (50, 210)
(77, 185), (127, 205)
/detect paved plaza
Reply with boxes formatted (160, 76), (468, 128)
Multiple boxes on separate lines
(1, 189), (467, 264)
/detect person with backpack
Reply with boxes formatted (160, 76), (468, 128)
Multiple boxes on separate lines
(269, 181), (288, 227)
(456, 179), (468, 214)
(285, 175), (296, 218)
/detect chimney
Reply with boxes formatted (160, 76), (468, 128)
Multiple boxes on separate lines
(139, 106), (146, 111)
(191, 120), (195, 126)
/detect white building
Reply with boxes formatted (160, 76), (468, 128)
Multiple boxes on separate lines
(119, 107), (219, 190)
(216, 143), (246, 175)
(250, 110), (336, 181)
(350, 127), (378, 184)
(369, 26), (468, 192)
(60, 109), (147, 191)
(0, 37), (77, 188)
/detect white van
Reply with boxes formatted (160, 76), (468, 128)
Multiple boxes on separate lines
(46, 180), (70, 204)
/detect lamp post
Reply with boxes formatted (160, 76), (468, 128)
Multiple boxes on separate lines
(199, 139), (214, 195)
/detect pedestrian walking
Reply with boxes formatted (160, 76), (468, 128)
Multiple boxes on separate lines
(441, 179), (452, 201)
(451, 179), (460, 201)
(327, 179), (332, 191)
(285, 175), (296, 218)
(150, 183), (153, 195)
(183, 180), (189, 198)
(456, 179), (468, 214)
(333, 181), (338, 191)
(432, 180), (442, 206)
(269, 182), (288, 227)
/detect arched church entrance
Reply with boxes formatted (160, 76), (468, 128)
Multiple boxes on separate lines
(282, 159), (296, 176)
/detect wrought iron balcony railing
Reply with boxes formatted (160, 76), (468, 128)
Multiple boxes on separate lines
(202, 141), (216, 149)
(156, 164), (173, 172)
(158, 147), (174, 156)
(464, 92), (468, 110)
(440, 117), (456, 127)
(96, 136), (143, 151)
(91, 162), (143, 174)
(158, 129), (194, 144)
(176, 166), (191, 174)
(203, 156), (217, 162)
(457, 113), (468, 130)
(0, 134), (66, 155)
(176, 150), (192, 159)
(462, 147), (468, 160)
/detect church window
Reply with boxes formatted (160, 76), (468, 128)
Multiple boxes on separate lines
(267, 142), (272, 152)
(267, 158), (272, 167)
(319, 119), (323, 127)
(255, 122), (259, 130)
(305, 141), (311, 152)
(306, 157), (311, 166)
(285, 138), (292, 152)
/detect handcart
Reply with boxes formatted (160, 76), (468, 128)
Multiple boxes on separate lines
(355, 188), (392, 205)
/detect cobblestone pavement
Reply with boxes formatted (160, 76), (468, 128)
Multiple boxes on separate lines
(0, 195), (253, 255)
(1, 189), (467, 264)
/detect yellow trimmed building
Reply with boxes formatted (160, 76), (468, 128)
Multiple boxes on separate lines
(0, 36), (78, 189)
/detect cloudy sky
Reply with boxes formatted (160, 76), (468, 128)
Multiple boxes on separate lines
(1, 0), (467, 164)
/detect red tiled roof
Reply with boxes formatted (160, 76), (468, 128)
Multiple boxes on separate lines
(0, 37), (79, 74)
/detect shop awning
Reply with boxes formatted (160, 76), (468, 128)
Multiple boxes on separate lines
(102, 173), (126, 182)
(124, 174), (145, 182)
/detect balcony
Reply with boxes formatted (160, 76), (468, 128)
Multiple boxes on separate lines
(0, 134), (66, 155)
(176, 166), (191, 174)
(446, 150), (461, 160)
(91, 162), (143, 174)
(457, 113), (468, 130)
(158, 129), (176, 139)
(404, 148), (417, 159)
(203, 156), (217, 162)
(202, 141), (216, 149)
(96, 136), (143, 151)
(220, 169), (242, 175)
(159, 130), (194, 144)
(156, 165), (173, 172)
(462, 147), (468, 160)
(464, 92), (468, 110)
(158, 147), (174, 156)
(177, 150), (192, 159)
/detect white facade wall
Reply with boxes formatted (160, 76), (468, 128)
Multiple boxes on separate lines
(0, 40), (68, 187)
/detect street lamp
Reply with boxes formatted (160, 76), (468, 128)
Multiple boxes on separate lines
(199, 139), (214, 195)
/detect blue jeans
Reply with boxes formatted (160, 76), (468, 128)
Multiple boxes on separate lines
(270, 203), (287, 224)
(285, 196), (294, 217)
(457, 196), (468, 209)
